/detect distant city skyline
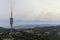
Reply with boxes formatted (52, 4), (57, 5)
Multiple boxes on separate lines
(0, 0), (60, 26)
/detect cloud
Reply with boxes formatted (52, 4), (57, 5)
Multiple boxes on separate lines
(0, 0), (60, 26)
(0, 0), (60, 21)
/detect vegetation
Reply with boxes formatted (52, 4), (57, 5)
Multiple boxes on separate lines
(0, 31), (48, 40)
(0, 25), (60, 40)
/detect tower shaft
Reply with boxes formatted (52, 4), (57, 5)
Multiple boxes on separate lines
(10, 17), (13, 33)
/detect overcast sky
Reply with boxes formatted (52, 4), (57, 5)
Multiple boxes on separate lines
(0, 0), (60, 27)
(14, 0), (60, 21)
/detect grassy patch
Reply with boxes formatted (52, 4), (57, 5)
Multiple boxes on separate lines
(3, 38), (14, 40)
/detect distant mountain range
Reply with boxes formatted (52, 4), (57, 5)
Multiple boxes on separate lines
(0, 25), (60, 32)
(14, 24), (60, 29)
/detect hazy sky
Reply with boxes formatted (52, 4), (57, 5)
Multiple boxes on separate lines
(0, 0), (60, 20)
(15, 0), (60, 21)
(0, 0), (60, 26)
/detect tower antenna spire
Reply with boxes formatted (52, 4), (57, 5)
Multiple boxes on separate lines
(11, 3), (13, 17)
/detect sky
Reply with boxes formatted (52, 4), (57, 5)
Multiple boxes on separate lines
(0, 0), (60, 27)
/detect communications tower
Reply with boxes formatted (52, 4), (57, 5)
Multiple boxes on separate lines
(10, 5), (13, 34)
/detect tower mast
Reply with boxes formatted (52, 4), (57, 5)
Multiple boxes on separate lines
(10, 4), (13, 34)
